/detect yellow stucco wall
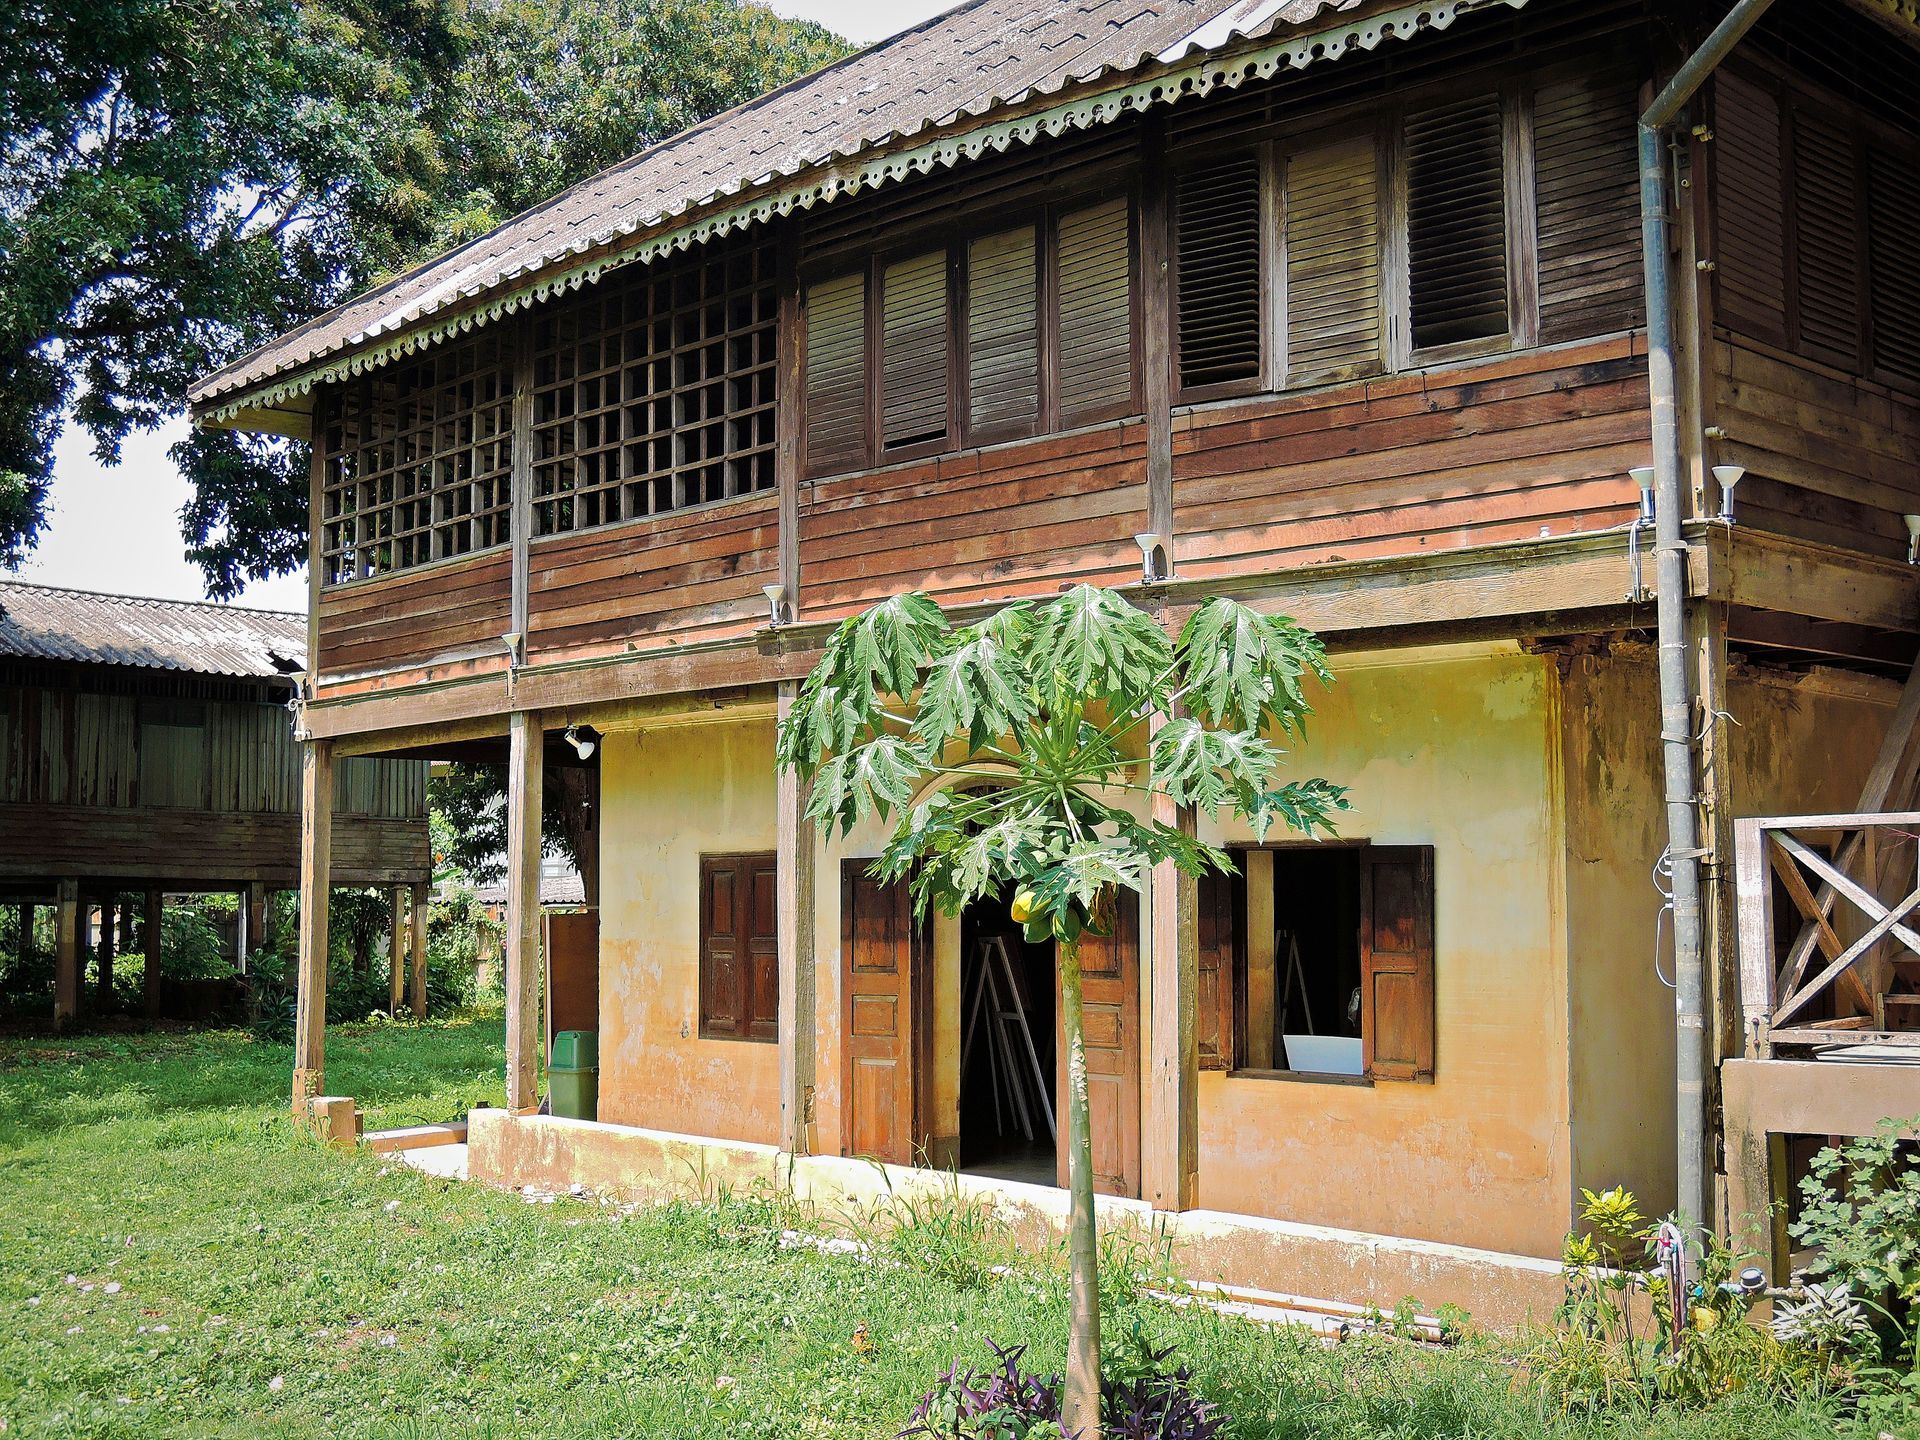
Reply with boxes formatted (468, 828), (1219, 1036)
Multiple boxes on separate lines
(1194, 645), (1575, 1259)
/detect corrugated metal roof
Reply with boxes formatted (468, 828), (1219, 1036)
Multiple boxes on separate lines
(0, 582), (307, 679)
(187, 0), (1396, 416)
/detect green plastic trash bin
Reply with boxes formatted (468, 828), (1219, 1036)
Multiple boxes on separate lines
(549, 1030), (599, 1121)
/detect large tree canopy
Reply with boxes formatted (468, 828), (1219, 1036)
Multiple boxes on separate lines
(1, 0), (848, 587)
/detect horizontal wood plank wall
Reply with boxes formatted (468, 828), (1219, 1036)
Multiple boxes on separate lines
(800, 419), (1149, 620)
(1709, 337), (1920, 561)
(1172, 337), (1649, 579)
(316, 547), (513, 687)
(527, 492), (779, 663)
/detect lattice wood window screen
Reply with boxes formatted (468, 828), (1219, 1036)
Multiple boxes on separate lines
(1404, 94), (1511, 351)
(320, 333), (513, 585)
(531, 238), (776, 536)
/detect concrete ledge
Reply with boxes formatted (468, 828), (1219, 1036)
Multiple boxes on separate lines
(466, 1110), (1566, 1333)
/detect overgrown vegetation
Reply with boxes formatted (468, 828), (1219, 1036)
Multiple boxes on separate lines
(0, 1011), (1900, 1437)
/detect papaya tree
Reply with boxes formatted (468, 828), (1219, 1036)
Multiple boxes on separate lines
(775, 584), (1345, 1438)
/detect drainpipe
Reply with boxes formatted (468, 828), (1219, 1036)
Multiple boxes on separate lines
(1638, 0), (1776, 1232)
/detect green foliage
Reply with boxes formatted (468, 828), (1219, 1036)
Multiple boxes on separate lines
(776, 585), (1348, 944)
(1792, 1118), (1920, 1365)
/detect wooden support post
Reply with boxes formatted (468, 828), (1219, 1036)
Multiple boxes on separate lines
(388, 885), (407, 1017)
(1140, 114), (1174, 558)
(95, 896), (117, 1013)
(143, 889), (163, 1020)
(776, 680), (818, 1154)
(409, 882), (430, 1020)
(505, 711), (543, 1111)
(53, 880), (80, 1030)
(293, 740), (334, 1111)
(775, 227), (803, 617)
(1143, 739), (1198, 1212)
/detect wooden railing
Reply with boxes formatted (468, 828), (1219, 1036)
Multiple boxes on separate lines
(1736, 811), (1920, 1056)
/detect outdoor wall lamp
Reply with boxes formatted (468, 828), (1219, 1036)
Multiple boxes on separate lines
(762, 583), (790, 627)
(1907, 515), (1920, 566)
(1629, 467), (1657, 524)
(1711, 465), (1745, 524)
(1134, 532), (1173, 584)
(501, 631), (524, 673)
(563, 724), (599, 760)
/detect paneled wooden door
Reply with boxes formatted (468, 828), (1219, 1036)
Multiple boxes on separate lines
(1056, 893), (1141, 1197)
(841, 864), (926, 1165)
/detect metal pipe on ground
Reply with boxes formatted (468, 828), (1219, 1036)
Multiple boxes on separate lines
(1637, 0), (1779, 1235)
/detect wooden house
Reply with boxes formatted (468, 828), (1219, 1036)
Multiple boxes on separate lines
(0, 582), (431, 1025)
(189, 0), (1920, 1310)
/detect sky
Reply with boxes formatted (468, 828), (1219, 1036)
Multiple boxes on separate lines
(19, 0), (956, 614)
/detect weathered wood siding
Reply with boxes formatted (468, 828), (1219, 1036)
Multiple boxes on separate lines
(316, 548), (513, 686)
(1171, 337), (1650, 579)
(798, 420), (1149, 620)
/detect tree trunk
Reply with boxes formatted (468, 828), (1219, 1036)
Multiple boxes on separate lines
(1059, 937), (1102, 1440)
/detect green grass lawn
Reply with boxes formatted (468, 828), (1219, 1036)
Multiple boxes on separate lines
(0, 1014), (1874, 1438)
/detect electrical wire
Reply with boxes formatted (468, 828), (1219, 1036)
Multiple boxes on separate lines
(1652, 843), (1677, 990)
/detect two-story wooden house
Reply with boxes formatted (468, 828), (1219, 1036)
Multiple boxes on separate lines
(189, 0), (1920, 1313)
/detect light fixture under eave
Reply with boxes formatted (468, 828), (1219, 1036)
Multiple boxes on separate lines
(563, 724), (598, 760)
(501, 631), (524, 670)
(1907, 515), (1920, 566)
(762, 583), (789, 627)
(1134, 532), (1173, 584)
(1712, 464), (1745, 524)
(1629, 467), (1657, 523)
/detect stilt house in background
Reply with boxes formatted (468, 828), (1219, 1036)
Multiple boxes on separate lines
(189, 0), (1920, 1319)
(0, 582), (432, 1025)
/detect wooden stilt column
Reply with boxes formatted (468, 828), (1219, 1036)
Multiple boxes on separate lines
(143, 890), (163, 1020)
(388, 885), (408, 1017)
(54, 880), (80, 1030)
(293, 740), (334, 1111)
(409, 882), (430, 1020)
(505, 711), (543, 1111)
(1143, 719), (1199, 1212)
(776, 681), (818, 1154)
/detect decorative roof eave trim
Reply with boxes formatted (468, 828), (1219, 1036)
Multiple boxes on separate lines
(196, 0), (1526, 430)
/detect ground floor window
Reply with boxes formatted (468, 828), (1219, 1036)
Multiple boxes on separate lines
(698, 853), (777, 1041)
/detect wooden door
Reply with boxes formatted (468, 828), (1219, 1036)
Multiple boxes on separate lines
(1057, 893), (1141, 1198)
(842, 865), (922, 1164)
(543, 908), (600, 1062)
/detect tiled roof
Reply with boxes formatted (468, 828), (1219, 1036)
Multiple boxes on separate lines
(0, 581), (306, 679)
(189, 0), (1463, 419)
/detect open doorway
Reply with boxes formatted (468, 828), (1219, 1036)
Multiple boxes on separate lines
(957, 889), (1057, 1185)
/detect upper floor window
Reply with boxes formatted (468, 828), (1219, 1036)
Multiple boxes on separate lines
(802, 196), (1137, 479)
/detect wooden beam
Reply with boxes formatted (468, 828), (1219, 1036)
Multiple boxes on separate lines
(510, 316), (535, 649)
(307, 396), (326, 685)
(53, 879), (79, 1030)
(293, 740), (334, 1111)
(388, 885), (407, 1017)
(775, 681), (818, 1153)
(410, 882), (429, 1020)
(143, 889), (162, 1021)
(775, 226), (803, 617)
(1143, 716), (1198, 1213)
(505, 711), (544, 1111)
(1723, 530), (1920, 634)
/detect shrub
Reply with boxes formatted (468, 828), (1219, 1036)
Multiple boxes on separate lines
(901, 1335), (1222, 1440)
(1792, 1118), (1920, 1366)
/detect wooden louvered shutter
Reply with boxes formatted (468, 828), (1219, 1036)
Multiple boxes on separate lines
(1866, 147), (1920, 384)
(966, 226), (1040, 442)
(746, 857), (779, 1041)
(881, 250), (951, 452)
(1056, 199), (1136, 425)
(1713, 72), (1790, 345)
(1405, 96), (1510, 351)
(804, 272), (868, 478)
(1284, 137), (1383, 385)
(1196, 867), (1237, 1071)
(1360, 845), (1435, 1083)
(1533, 71), (1643, 343)
(1791, 110), (1863, 369)
(700, 855), (746, 1039)
(1176, 158), (1264, 393)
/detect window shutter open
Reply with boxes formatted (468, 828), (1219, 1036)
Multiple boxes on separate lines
(881, 250), (951, 451)
(1360, 845), (1435, 1082)
(1713, 72), (1789, 345)
(966, 226), (1040, 441)
(1196, 867), (1237, 1071)
(1533, 71), (1642, 343)
(1405, 96), (1510, 350)
(747, 858), (779, 1041)
(804, 272), (868, 477)
(1176, 158), (1264, 391)
(1792, 110), (1863, 369)
(1284, 137), (1383, 384)
(1867, 146), (1920, 383)
(1056, 198), (1136, 424)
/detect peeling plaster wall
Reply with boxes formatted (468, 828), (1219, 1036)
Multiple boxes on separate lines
(1195, 645), (1574, 1260)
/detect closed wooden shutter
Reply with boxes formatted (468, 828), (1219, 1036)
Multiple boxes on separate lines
(1714, 72), (1790, 345)
(700, 853), (778, 1041)
(1792, 109), (1863, 369)
(1284, 137), (1383, 384)
(966, 226), (1040, 441)
(803, 272), (868, 478)
(1867, 146), (1920, 384)
(880, 250), (950, 451)
(1405, 96), (1510, 350)
(1533, 71), (1643, 343)
(1359, 845), (1435, 1083)
(1196, 867), (1237, 1071)
(1175, 158), (1264, 392)
(1057, 198), (1136, 424)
